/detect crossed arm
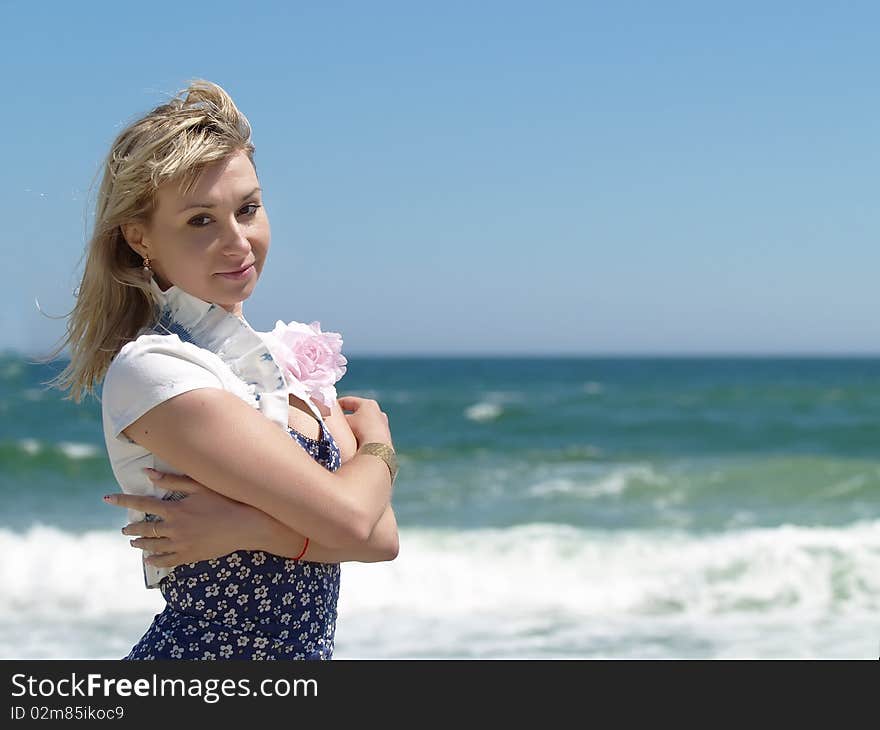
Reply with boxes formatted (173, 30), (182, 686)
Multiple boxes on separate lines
(107, 398), (399, 567)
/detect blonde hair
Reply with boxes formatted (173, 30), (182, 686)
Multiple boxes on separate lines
(44, 79), (256, 403)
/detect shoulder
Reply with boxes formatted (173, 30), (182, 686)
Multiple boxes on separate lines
(111, 332), (221, 367)
(105, 334), (226, 387)
(102, 334), (232, 440)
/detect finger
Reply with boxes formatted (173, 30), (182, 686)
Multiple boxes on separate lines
(129, 537), (172, 550)
(143, 469), (205, 494)
(121, 521), (159, 537)
(336, 396), (362, 412)
(337, 396), (369, 406)
(144, 552), (181, 569)
(103, 493), (169, 516)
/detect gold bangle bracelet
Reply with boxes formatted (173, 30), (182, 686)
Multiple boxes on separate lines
(358, 442), (398, 483)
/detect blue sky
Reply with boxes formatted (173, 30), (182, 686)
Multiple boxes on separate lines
(2, 1), (879, 356)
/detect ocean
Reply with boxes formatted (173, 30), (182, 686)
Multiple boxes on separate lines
(2, 353), (880, 659)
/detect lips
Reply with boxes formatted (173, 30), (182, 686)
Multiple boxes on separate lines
(217, 262), (255, 275)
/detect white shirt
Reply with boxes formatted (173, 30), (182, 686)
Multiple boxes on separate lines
(101, 278), (325, 589)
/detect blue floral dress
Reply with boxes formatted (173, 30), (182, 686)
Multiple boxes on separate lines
(124, 425), (342, 660)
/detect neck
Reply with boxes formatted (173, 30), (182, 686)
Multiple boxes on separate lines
(153, 274), (245, 321)
(220, 302), (245, 320)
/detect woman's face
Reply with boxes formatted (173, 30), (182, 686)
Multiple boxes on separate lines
(125, 149), (270, 317)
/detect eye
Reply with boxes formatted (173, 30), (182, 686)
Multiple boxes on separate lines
(187, 214), (212, 227)
(186, 204), (260, 227)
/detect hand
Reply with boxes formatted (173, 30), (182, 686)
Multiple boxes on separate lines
(336, 395), (394, 449)
(105, 469), (268, 569)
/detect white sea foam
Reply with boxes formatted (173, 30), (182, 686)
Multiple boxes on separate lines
(57, 442), (101, 460)
(587, 464), (670, 497)
(17, 438), (41, 456)
(334, 522), (880, 658)
(464, 389), (523, 421)
(528, 463), (669, 498)
(820, 474), (869, 499)
(583, 381), (603, 394)
(11, 440), (101, 460)
(1, 526), (164, 618)
(464, 402), (503, 421)
(3, 522), (880, 658)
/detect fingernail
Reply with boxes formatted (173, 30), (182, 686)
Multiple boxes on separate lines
(103, 495), (116, 503)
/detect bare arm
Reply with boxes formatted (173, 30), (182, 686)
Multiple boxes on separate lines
(117, 471), (399, 567)
(112, 394), (397, 566)
(119, 389), (393, 548)
(259, 502), (399, 563)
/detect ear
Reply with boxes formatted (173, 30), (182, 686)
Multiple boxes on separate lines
(121, 222), (148, 259)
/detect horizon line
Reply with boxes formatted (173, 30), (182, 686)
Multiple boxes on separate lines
(8, 349), (880, 361)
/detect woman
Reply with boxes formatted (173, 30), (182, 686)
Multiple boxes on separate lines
(48, 79), (399, 660)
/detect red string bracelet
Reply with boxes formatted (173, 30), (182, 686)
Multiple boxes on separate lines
(293, 537), (309, 561)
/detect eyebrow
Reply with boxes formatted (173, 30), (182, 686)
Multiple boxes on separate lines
(177, 187), (262, 214)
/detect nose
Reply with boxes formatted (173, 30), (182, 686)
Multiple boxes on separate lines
(221, 216), (252, 256)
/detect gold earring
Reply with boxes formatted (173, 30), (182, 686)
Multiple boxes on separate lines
(142, 256), (152, 278)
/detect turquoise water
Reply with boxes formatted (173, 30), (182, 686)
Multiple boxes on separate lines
(3, 353), (880, 658)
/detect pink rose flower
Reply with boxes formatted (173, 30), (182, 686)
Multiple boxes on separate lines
(262, 320), (348, 416)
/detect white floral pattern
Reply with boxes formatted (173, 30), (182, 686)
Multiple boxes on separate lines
(123, 427), (342, 660)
